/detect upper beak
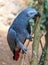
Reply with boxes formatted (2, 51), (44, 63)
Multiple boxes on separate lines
(32, 12), (41, 20)
(35, 12), (41, 17)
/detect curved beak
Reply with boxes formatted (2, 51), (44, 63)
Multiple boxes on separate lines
(35, 12), (41, 17)
(33, 12), (41, 20)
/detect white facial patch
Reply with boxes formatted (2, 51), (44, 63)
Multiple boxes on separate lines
(27, 9), (37, 17)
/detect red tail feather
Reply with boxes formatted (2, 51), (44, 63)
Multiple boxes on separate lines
(13, 48), (21, 61)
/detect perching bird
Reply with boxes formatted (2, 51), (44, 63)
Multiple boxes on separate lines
(7, 8), (40, 61)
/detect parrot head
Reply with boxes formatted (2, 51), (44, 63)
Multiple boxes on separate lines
(24, 8), (40, 20)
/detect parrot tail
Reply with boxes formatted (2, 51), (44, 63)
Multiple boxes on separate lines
(13, 48), (21, 61)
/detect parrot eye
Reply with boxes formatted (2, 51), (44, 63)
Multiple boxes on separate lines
(27, 12), (33, 17)
(30, 12), (33, 14)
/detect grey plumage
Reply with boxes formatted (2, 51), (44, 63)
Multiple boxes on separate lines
(7, 8), (40, 54)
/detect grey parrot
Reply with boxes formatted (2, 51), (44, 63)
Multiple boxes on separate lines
(7, 8), (40, 60)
